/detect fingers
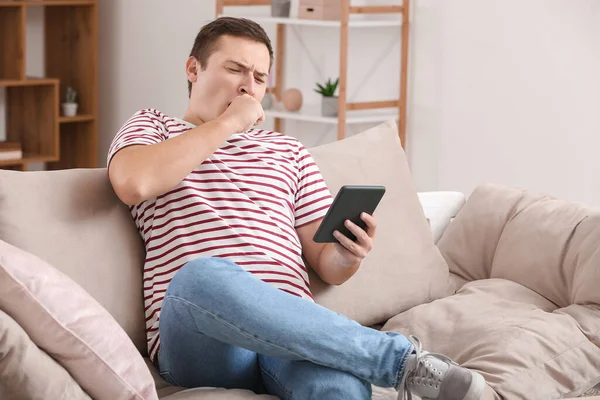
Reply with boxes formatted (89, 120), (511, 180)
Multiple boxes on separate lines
(254, 116), (264, 126)
(333, 230), (365, 259)
(344, 220), (372, 251)
(334, 221), (371, 257)
(254, 97), (265, 126)
(360, 213), (377, 238)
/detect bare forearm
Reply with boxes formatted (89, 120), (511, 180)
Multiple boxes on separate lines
(109, 118), (235, 205)
(315, 243), (360, 285)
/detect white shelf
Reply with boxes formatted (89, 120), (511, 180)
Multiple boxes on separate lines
(265, 106), (398, 125)
(218, 15), (402, 28)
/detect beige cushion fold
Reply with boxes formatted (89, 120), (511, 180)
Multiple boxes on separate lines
(0, 309), (91, 400)
(437, 183), (545, 282)
(308, 120), (451, 326)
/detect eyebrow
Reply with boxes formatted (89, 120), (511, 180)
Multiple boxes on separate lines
(226, 60), (268, 78)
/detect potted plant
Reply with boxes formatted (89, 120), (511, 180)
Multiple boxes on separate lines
(62, 87), (78, 117)
(314, 77), (339, 117)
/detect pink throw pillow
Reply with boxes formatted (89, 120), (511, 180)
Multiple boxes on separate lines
(0, 239), (158, 400)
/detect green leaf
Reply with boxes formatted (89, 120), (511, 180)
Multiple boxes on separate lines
(315, 77), (340, 96)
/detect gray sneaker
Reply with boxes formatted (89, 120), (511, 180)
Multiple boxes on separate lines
(397, 336), (485, 400)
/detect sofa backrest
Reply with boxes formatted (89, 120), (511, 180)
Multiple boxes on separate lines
(438, 183), (600, 308)
(0, 168), (148, 355)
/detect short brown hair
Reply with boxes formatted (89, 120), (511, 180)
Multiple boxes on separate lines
(187, 17), (274, 97)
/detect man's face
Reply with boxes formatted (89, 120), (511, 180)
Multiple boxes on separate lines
(187, 35), (270, 124)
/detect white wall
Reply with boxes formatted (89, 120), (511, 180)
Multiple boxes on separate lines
(407, 0), (600, 205)
(98, 1), (600, 205)
(98, 0), (215, 164)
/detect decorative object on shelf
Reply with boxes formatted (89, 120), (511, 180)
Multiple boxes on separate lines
(261, 92), (274, 110)
(315, 77), (339, 116)
(299, 0), (342, 21)
(261, 73), (274, 110)
(271, 0), (291, 17)
(0, 142), (23, 162)
(282, 88), (303, 112)
(62, 86), (78, 117)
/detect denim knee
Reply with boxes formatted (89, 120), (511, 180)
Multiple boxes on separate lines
(167, 256), (242, 298)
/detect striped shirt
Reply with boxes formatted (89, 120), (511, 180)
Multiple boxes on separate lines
(107, 108), (333, 362)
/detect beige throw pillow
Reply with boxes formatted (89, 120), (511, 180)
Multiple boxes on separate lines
(308, 120), (451, 325)
(0, 239), (158, 400)
(438, 183), (600, 307)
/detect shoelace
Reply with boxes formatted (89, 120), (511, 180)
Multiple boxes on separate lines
(400, 336), (459, 400)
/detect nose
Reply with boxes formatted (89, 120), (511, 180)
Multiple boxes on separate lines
(238, 74), (256, 97)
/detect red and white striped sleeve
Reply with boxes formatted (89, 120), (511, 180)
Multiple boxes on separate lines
(294, 146), (333, 228)
(106, 109), (167, 167)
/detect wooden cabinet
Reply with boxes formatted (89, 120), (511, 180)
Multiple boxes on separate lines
(0, 0), (97, 171)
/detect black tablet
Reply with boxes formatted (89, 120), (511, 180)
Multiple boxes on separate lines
(313, 185), (386, 243)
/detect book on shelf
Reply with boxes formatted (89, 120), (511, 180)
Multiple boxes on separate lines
(0, 142), (23, 161)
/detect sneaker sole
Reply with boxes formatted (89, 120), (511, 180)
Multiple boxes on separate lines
(463, 371), (485, 400)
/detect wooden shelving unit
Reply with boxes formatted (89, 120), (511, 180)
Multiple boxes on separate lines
(216, 0), (410, 146)
(0, 0), (98, 171)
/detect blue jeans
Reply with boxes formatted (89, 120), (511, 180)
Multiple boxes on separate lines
(157, 257), (414, 399)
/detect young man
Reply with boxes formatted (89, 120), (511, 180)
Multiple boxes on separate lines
(107, 17), (484, 400)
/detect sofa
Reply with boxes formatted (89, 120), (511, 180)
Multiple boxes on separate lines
(0, 121), (599, 400)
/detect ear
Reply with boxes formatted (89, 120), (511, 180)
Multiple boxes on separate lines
(186, 56), (199, 84)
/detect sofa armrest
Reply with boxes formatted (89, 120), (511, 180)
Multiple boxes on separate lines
(417, 191), (466, 244)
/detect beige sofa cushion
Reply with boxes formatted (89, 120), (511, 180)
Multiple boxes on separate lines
(0, 309), (91, 400)
(0, 239), (158, 400)
(0, 168), (147, 354)
(308, 120), (452, 325)
(438, 183), (600, 307)
(383, 278), (600, 399)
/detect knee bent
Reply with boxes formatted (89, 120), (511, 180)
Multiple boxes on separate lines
(168, 256), (241, 295)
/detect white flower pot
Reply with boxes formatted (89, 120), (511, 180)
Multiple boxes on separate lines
(261, 93), (274, 110)
(62, 103), (78, 117)
(321, 96), (338, 117)
(271, 0), (291, 17)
